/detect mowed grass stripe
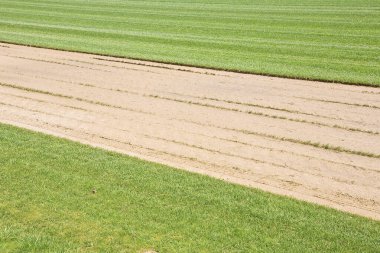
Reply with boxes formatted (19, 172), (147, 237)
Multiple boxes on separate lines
(1, 1), (378, 37)
(0, 123), (379, 252)
(3, 0), (379, 13)
(0, 0), (379, 85)
(2, 1), (378, 22)
(1, 28), (366, 66)
(0, 4), (378, 47)
(2, 19), (379, 61)
(2, 0), (379, 21)
(1, 5), (377, 24)
(1, 10), (380, 53)
(2, 2), (378, 38)
(0, 6), (376, 32)
(2, 9), (379, 35)
(0, 24), (377, 71)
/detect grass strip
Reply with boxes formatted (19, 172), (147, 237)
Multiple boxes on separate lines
(0, 123), (379, 252)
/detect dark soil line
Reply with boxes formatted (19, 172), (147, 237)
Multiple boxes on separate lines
(0, 91), (88, 111)
(37, 75), (141, 96)
(148, 94), (379, 135)
(93, 57), (221, 76)
(144, 135), (370, 183)
(213, 135), (379, 174)
(146, 135), (289, 169)
(295, 96), (380, 110)
(63, 58), (161, 74)
(0, 53), (111, 72)
(0, 82), (152, 115)
(233, 127), (380, 159)
(166, 91), (340, 120)
(69, 125), (241, 173)
(0, 101), (94, 125)
(96, 133), (258, 176)
(177, 118), (380, 159)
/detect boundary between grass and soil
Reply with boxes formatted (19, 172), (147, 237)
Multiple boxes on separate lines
(1, 40), (379, 88)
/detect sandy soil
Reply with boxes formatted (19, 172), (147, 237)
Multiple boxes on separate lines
(0, 42), (379, 220)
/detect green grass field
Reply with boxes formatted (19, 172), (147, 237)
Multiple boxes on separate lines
(0, 0), (379, 86)
(0, 123), (379, 252)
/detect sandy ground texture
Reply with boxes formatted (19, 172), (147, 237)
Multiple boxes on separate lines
(0, 42), (379, 220)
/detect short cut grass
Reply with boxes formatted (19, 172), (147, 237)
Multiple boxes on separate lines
(0, 123), (379, 252)
(0, 0), (379, 86)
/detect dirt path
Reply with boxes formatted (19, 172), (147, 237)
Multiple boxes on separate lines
(1, 42), (379, 220)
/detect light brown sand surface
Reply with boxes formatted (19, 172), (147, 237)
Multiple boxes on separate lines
(0, 43), (379, 219)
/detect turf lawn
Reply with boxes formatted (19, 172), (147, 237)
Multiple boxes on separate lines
(0, 123), (379, 252)
(0, 0), (379, 86)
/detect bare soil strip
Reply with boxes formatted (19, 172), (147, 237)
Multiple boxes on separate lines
(0, 43), (379, 220)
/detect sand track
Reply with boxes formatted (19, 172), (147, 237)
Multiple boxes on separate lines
(0, 43), (379, 220)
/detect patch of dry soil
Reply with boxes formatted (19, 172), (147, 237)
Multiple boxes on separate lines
(0, 43), (379, 220)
